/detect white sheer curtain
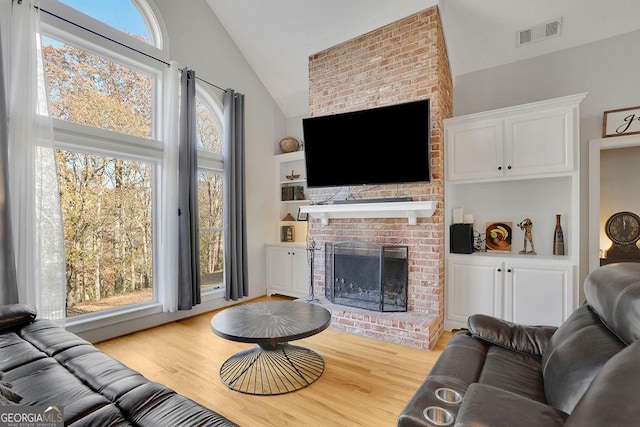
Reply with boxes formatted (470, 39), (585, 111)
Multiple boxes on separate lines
(7, 2), (66, 321)
(157, 61), (181, 312)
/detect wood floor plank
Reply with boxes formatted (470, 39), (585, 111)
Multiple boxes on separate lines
(95, 296), (452, 426)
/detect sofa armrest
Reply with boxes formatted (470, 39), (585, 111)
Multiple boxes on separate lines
(467, 314), (557, 357)
(455, 383), (567, 427)
(0, 304), (37, 332)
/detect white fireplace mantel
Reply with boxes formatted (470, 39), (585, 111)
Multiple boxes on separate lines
(299, 201), (437, 225)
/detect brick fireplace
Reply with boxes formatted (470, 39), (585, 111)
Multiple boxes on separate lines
(306, 7), (452, 350)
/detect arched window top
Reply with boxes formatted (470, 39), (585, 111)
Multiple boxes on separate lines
(196, 85), (224, 155)
(57, 0), (161, 48)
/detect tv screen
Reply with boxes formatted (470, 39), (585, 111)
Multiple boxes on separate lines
(302, 99), (430, 188)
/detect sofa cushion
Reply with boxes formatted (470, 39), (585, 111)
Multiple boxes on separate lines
(584, 262), (640, 345)
(565, 340), (640, 427)
(468, 314), (557, 356)
(455, 383), (567, 427)
(478, 345), (546, 403)
(0, 304), (36, 333)
(542, 304), (626, 414)
(0, 372), (21, 405)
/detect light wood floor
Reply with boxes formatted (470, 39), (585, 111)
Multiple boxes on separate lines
(95, 296), (452, 427)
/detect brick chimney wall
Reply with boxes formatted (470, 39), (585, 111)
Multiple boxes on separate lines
(306, 7), (453, 350)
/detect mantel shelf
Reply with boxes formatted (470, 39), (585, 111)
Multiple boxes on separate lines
(299, 201), (437, 225)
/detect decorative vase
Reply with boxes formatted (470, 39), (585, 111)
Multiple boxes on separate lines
(553, 214), (565, 255)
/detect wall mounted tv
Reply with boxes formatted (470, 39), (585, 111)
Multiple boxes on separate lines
(302, 99), (430, 188)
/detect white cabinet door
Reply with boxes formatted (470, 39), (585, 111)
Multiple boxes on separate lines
(446, 258), (503, 329)
(266, 246), (292, 294)
(504, 107), (573, 176)
(446, 119), (504, 181)
(505, 262), (572, 326)
(290, 250), (310, 297)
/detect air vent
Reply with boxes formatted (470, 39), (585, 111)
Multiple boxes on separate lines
(517, 17), (562, 47)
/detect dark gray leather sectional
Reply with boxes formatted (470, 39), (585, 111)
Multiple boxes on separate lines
(398, 262), (640, 427)
(0, 304), (237, 426)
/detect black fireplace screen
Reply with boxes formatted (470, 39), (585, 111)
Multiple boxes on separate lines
(326, 241), (408, 312)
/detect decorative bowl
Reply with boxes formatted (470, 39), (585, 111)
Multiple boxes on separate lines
(280, 137), (300, 153)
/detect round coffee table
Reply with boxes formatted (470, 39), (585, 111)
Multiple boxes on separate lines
(211, 300), (331, 395)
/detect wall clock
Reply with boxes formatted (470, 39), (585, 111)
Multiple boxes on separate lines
(604, 211), (640, 259)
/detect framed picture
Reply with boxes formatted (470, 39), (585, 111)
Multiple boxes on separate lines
(485, 222), (512, 252)
(603, 106), (640, 138)
(297, 208), (308, 221)
(281, 225), (295, 242)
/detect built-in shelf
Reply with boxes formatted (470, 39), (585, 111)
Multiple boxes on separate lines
(300, 201), (437, 225)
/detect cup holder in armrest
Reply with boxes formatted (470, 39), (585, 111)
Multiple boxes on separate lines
(435, 387), (463, 405)
(423, 406), (454, 426)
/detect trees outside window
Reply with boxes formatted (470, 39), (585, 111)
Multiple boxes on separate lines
(40, 0), (226, 317)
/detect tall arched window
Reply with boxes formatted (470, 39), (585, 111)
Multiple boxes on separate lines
(38, 0), (224, 320)
(196, 86), (225, 291)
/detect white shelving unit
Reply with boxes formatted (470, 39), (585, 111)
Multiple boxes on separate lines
(275, 151), (309, 245)
(443, 93), (587, 331)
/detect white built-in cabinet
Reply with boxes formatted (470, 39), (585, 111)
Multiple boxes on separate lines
(266, 244), (310, 298)
(265, 151), (310, 298)
(444, 93), (587, 331)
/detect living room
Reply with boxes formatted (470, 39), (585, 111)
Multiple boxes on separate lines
(1, 0), (640, 426)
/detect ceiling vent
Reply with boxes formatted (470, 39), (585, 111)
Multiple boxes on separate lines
(517, 17), (562, 47)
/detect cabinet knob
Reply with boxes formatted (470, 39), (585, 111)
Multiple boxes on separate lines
(292, 252), (295, 255)
(497, 166), (502, 171)
(507, 165), (512, 170)
(497, 268), (502, 272)
(507, 268), (512, 273)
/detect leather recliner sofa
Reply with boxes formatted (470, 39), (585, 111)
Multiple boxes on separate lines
(0, 304), (237, 426)
(398, 262), (640, 427)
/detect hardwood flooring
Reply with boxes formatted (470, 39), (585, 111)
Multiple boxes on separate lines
(95, 296), (452, 427)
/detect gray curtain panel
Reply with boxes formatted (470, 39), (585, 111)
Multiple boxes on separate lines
(0, 31), (18, 305)
(177, 69), (201, 310)
(223, 89), (248, 301)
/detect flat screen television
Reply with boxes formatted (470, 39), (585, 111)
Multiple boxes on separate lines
(302, 99), (430, 188)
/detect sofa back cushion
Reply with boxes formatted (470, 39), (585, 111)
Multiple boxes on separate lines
(541, 304), (625, 414)
(584, 263), (640, 345)
(542, 263), (640, 414)
(565, 339), (640, 426)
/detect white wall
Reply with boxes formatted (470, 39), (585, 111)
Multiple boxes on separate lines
(154, 0), (286, 299)
(452, 29), (640, 289)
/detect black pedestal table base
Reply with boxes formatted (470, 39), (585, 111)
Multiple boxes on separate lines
(219, 343), (325, 395)
(211, 301), (332, 395)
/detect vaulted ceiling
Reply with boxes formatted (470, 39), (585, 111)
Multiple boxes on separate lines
(205, 0), (640, 118)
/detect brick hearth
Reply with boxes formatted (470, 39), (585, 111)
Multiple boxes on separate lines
(306, 7), (452, 350)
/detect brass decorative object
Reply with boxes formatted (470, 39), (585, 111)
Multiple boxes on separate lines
(286, 170), (300, 180)
(279, 137), (300, 153)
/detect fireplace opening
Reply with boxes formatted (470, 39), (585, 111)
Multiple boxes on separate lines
(326, 241), (408, 312)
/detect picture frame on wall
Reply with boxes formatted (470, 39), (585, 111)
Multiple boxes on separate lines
(603, 106), (640, 138)
(297, 208), (308, 221)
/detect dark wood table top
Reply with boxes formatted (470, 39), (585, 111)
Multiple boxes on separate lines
(211, 301), (331, 345)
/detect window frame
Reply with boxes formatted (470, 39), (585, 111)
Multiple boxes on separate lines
(39, 0), (230, 329)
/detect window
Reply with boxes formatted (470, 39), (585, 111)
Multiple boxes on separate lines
(41, 0), (201, 319)
(42, 36), (153, 138)
(196, 87), (225, 291)
(58, 0), (156, 46)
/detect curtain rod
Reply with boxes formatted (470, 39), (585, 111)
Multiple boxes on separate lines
(180, 69), (227, 93)
(32, 4), (227, 93)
